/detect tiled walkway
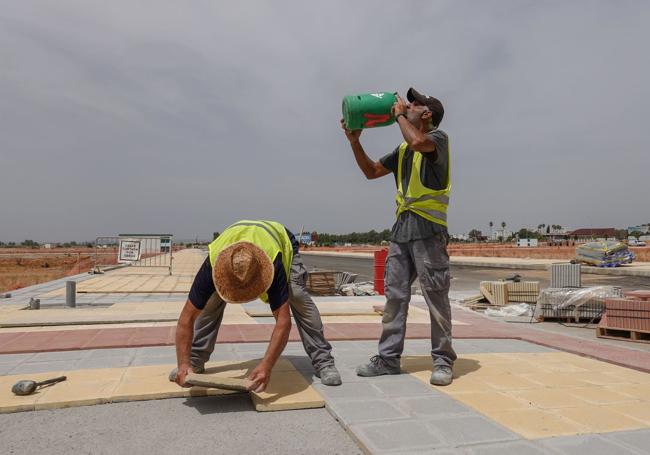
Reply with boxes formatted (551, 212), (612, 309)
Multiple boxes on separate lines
(2, 305), (650, 375)
(2, 340), (650, 454)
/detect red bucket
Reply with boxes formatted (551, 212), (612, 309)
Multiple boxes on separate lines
(374, 249), (388, 295)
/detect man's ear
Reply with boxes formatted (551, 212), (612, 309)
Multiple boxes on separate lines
(421, 111), (433, 121)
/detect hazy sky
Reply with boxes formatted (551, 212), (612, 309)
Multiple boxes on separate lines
(1, 1), (649, 242)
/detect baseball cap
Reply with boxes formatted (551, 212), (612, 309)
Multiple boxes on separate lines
(407, 87), (444, 126)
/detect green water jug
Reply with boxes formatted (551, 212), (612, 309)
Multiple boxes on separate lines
(342, 92), (397, 130)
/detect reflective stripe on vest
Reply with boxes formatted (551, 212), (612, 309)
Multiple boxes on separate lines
(208, 220), (293, 303)
(395, 140), (451, 227)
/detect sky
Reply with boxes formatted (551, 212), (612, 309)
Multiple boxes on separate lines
(1, 1), (649, 242)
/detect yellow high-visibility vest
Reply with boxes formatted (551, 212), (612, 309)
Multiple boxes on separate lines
(208, 220), (293, 303)
(395, 140), (451, 227)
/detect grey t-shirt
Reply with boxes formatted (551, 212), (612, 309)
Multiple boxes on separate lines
(380, 129), (449, 243)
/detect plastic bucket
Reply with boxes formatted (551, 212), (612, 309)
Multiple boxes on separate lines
(342, 92), (397, 130)
(374, 248), (389, 295)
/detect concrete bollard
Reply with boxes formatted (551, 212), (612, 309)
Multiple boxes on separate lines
(65, 281), (76, 308)
(29, 298), (40, 310)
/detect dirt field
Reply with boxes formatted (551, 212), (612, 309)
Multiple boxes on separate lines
(0, 248), (117, 293)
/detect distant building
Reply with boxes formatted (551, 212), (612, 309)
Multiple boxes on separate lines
(567, 228), (616, 241)
(491, 229), (512, 241)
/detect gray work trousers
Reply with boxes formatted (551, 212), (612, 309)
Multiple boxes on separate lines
(190, 253), (335, 372)
(378, 235), (457, 368)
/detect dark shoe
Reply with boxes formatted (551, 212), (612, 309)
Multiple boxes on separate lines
(315, 365), (342, 386)
(356, 355), (401, 377)
(430, 365), (453, 386)
(168, 364), (205, 382)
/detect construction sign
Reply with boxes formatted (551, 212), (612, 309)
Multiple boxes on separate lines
(118, 239), (142, 263)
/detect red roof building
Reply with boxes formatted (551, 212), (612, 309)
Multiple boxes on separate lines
(567, 228), (616, 238)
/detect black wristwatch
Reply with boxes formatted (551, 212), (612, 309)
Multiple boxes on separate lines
(395, 113), (407, 122)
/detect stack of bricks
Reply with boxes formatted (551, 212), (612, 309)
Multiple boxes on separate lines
(604, 298), (650, 331)
(599, 290), (650, 342)
(480, 281), (539, 306)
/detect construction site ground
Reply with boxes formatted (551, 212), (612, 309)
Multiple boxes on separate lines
(1, 249), (650, 454)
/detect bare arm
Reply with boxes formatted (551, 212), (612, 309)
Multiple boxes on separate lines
(396, 115), (437, 154)
(248, 301), (291, 392)
(341, 120), (391, 180)
(174, 299), (202, 387)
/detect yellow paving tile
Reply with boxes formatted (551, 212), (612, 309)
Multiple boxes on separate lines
(615, 383), (650, 401)
(0, 358), (320, 414)
(523, 372), (593, 388)
(568, 371), (639, 386)
(489, 408), (588, 439)
(35, 380), (118, 410)
(531, 362), (592, 374)
(451, 391), (532, 414)
(555, 405), (647, 433)
(251, 370), (324, 412)
(478, 374), (544, 391)
(432, 375), (493, 395)
(406, 353), (650, 439)
(600, 369), (650, 385)
(511, 389), (592, 409)
(604, 402), (650, 425)
(564, 387), (638, 405)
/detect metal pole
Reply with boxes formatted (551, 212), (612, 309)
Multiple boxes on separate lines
(65, 281), (76, 308)
(29, 298), (40, 310)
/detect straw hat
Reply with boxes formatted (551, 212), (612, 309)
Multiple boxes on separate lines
(213, 241), (274, 303)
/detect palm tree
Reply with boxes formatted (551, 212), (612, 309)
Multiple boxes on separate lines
(500, 221), (506, 242)
(489, 221), (494, 239)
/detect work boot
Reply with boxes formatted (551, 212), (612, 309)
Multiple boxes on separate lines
(356, 355), (401, 377)
(315, 365), (342, 386)
(430, 365), (453, 386)
(168, 365), (205, 382)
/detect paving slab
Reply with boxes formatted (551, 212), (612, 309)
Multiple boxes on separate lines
(464, 441), (552, 455)
(607, 429), (650, 454)
(428, 414), (519, 447)
(0, 357), (323, 414)
(370, 377), (436, 397)
(403, 353), (650, 439)
(326, 398), (410, 424)
(541, 434), (645, 455)
(350, 418), (446, 453)
(393, 395), (473, 418)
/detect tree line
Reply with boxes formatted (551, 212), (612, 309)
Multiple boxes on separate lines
(0, 240), (93, 248)
(313, 229), (392, 246)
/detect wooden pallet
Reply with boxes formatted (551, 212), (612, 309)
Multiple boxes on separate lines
(480, 281), (539, 305)
(306, 271), (336, 296)
(596, 326), (650, 344)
